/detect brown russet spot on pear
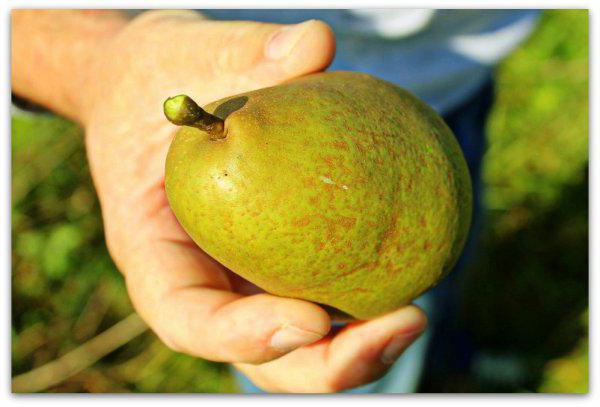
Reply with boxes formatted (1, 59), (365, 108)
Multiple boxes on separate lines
(164, 71), (472, 320)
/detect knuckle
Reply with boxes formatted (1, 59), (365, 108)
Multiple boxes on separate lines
(157, 332), (186, 353)
(321, 374), (345, 393)
(129, 10), (199, 28)
(211, 25), (265, 74)
(136, 294), (191, 356)
(213, 45), (238, 75)
(241, 350), (286, 365)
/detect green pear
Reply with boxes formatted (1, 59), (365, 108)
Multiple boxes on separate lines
(163, 71), (472, 320)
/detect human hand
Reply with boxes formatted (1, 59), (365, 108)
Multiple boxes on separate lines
(75, 10), (428, 392)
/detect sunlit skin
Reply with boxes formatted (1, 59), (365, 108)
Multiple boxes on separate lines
(12, 10), (428, 392)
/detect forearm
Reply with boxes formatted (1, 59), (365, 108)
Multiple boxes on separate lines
(11, 10), (128, 122)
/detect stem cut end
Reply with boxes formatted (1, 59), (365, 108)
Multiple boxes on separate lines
(163, 95), (225, 140)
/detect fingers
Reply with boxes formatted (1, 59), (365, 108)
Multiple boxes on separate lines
(133, 10), (336, 78)
(154, 16), (336, 100)
(235, 305), (428, 393)
(185, 18), (336, 98)
(191, 18), (335, 81)
(123, 234), (331, 364)
(158, 289), (331, 364)
(250, 19), (336, 85)
(93, 10), (336, 124)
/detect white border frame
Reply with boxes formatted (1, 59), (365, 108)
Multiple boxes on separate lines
(2, 1), (596, 405)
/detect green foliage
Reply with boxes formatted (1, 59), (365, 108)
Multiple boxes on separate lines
(538, 312), (588, 394)
(484, 10), (588, 233)
(11, 112), (237, 393)
(459, 9), (588, 393)
(11, 9), (587, 393)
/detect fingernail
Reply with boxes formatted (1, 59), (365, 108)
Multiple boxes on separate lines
(380, 330), (424, 365)
(269, 325), (323, 353)
(265, 21), (312, 60)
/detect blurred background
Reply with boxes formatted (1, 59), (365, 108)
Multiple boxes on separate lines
(11, 9), (588, 393)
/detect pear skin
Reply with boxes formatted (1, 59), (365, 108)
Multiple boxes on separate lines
(164, 71), (472, 319)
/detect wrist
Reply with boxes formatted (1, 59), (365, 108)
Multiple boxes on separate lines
(62, 11), (130, 124)
(11, 10), (129, 123)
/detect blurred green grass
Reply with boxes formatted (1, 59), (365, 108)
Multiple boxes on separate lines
(11, 9), (588, 393)
(449, 9), (588, 393)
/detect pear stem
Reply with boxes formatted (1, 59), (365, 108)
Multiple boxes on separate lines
(163, 95), (225, 140)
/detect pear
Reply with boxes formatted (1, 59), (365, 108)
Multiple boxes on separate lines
(163, 71), (472, 320)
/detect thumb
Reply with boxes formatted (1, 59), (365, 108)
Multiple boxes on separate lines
(260, 19), (337, 81)
(203, 18), (336, 87)
(126, 11), (336, 101)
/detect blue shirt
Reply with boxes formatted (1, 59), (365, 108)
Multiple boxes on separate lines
(203, 9), (539, 114)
